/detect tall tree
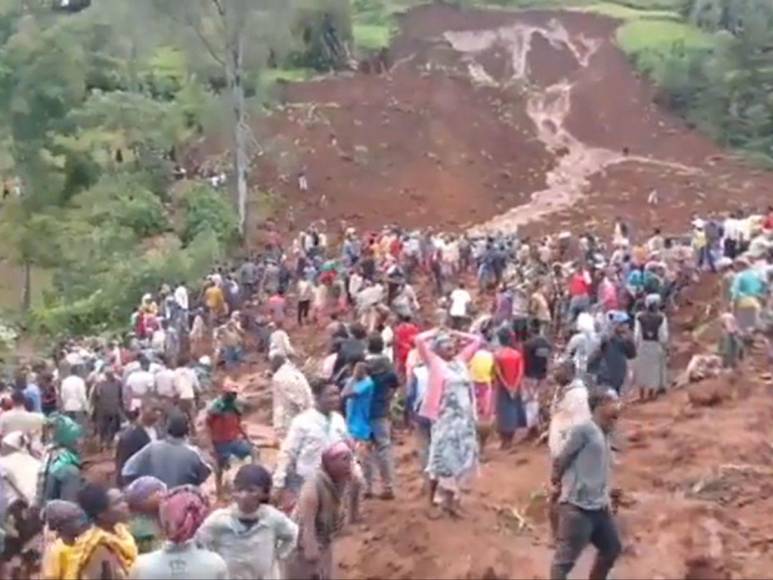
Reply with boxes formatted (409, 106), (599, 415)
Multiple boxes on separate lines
(153, 0), (296, 237)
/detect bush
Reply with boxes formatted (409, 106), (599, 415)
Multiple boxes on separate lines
(76, 175), (170, 238)
(31, 228), (227, 337)
(182, 184), (239, 247)
(290, 0), (354, 70)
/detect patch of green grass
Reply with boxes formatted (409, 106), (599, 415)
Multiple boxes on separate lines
(573, 2), (679, 20)
(616, 19), (714, 81)
(353, 23), (393, 51)
(617, 19), (713, 53)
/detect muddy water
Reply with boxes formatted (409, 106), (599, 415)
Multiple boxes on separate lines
(445, 20), (698, 234)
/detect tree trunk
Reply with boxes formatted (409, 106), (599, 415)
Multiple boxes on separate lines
(21, 260), (31, 312)
(228, 20), (249, 238)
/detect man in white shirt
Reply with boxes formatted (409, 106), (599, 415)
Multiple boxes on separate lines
(272, 379), (349, 507)
(449, 282), (473, 330)
(154, 361), (176, 400)
(125, 358), (155, 412)
(174, 361), (201, 434)
(0, 391), (45, 439)
(60, 369), (90, 424)
(268, 321), (296, 360)
(174, 282), (189, 311)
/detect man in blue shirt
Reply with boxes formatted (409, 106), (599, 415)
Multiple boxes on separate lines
(364, 333), (399, 500)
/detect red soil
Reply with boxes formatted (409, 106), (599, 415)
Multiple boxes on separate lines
(184, 4), (773, 578)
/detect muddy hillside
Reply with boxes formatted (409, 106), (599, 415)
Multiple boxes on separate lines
(189, 4), (773, 579)
(245, 4), (773, 241)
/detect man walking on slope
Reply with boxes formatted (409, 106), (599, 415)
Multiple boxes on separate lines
(550, 389), (622, 580)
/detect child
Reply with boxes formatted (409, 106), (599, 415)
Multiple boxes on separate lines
(40, 501), (89, 580)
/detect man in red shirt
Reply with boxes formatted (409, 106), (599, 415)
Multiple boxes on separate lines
(493, 327), (525, 449)
(567, 264), (592, 323)
(206, 379), (257, 497)
(394, 314), (420, 379)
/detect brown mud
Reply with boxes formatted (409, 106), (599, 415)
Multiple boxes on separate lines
(181, 5), (773, 578)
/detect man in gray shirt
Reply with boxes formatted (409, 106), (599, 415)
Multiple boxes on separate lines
(550, 389), (622, 580)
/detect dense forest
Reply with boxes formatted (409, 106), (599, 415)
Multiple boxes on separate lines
(0, 0), (352, 340)
(650, 0), (773, 163)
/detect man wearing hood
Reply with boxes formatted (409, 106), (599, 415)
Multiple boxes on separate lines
(364, 333), (399, 499)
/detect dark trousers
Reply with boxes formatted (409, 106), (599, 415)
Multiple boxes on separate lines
(697, 246), (716, 272)
(297, 299), (311, 326)
(550, 504), (622, 580)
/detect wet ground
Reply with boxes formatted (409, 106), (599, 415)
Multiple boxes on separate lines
(180, 4), (773, 578)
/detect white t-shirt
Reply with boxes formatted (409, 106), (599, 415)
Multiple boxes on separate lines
(174, 367), (200, 401)
(449, 288), (472, 318)
(126, 370), (155, 409)
(61, 375), (89, 412)
(154, 368), (176, 398)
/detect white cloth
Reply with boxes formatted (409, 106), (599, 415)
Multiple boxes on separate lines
(174, 367), (200, 401)
(60, 375), (89, 413)
(0, 451), (40, 504)
(268, 330), (295, 359)
(548, 379), (591, 458)
(449, 288), (472, 318)
(0, 409), (45, 438)
(174, 285), (190, 310)
(272, 408), (349, 489)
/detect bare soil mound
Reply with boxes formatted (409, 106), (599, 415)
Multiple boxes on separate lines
(219, 3), (773, 244)
(184, 4), (773, 578)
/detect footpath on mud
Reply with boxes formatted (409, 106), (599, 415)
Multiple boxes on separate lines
(187, 4), (773, 579)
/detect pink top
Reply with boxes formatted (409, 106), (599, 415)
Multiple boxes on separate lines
(415, 329), (482, 421)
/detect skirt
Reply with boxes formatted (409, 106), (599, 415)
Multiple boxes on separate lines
(496, 385), (526, 435)
(633, 340), (667, 390)
(474, 382), (495, 424)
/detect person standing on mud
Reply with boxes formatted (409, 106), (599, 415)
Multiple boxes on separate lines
(285, 441), (353, 580)
(550, 389), (622, 580)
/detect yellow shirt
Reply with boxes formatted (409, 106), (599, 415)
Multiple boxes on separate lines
(469, 350), (495, 384)
(205, 286), (225, 313)
(41, 538), (78, 580)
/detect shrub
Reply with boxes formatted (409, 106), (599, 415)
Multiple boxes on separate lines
(181, 184), (239, 246)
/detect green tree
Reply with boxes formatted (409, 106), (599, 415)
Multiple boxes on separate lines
(152, 0), (298, 237)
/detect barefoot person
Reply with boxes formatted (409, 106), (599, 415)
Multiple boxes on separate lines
(550, 389), (622, 580)
(415, 328), (482, 516)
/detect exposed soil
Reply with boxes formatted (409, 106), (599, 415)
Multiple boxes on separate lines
(183, 4), (773, 578)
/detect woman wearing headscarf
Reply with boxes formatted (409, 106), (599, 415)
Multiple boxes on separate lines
(125, 476), (167, 554)
(197, 464), (298, 579)
(40, 500), (89, 580)
(74, 483), (138, 579)
(130, 485), (227, 580)
(415, 328), (482, 517)
(38, 414), (84, 505)
(633, 294), (669, 401)
(285, 442), (352, 580)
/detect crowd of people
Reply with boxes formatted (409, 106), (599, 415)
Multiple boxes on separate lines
(0, 205), (770, 579)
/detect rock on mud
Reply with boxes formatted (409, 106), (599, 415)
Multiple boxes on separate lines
(687, 379), (726, 407)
